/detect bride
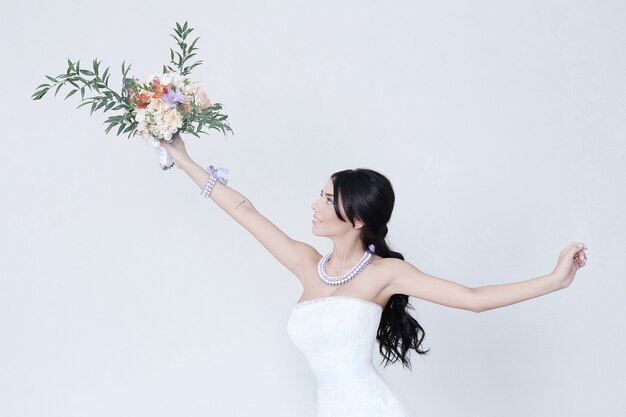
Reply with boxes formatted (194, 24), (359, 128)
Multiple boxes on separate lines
(161, 134), (588, 417)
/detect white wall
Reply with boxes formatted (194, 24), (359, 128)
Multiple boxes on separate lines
(1, 1), (624, 416)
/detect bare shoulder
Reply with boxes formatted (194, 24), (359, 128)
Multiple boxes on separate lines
(375, 258), (430, 294)
(376, 257), (417, 276)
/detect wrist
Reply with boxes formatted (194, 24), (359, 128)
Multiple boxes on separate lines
(546, 271), (563, 292)
(176, 157), (196, 171)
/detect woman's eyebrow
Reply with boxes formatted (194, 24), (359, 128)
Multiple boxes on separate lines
(322, 191), (334, 197)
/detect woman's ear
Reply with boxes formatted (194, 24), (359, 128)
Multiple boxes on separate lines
(354, 218), (364, 229)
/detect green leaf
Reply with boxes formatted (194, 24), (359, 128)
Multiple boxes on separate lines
(176, 22), (182, 33)
(117, 123), (126, 135)
(45, 75), (58, 83)
(64, 89), (77, 100)
(123, 124), (134, 133)
(54, 83), (64, 97)
(35, 83), (50, 90)
(104, 115), (122, 123)
(104, 121), (119, 134)
(182, 21), (188, 31)
(80, 69), (95, 76)
(181, 53), (196, 64)
(31, 90), (46, 100)
(90, 101), (97, 115)
(77, 100), (93, 109)
(104, 102), (115, 112)
(80, 86), (85, 99)
(189, 37), (199, 51)
(95, 101), (107, 111)
(187, 60), (203, 71)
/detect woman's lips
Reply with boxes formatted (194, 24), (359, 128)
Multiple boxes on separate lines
(312, 217), (321, 224)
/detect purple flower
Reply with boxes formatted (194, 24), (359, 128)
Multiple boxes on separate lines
(162, 88), (187, 108)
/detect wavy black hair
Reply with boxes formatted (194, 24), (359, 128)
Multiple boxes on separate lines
(331, 168), (429, 369)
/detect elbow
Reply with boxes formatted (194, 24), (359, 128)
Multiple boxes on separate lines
(468, 303), (483, 313)
(468, 288), (484, 313)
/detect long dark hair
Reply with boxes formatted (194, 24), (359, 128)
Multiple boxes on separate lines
(331, 168), (429, 369)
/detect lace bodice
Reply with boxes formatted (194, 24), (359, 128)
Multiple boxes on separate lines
(287, 296), (415, 417)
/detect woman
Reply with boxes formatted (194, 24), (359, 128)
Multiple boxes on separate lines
(161, 134), (588, 417)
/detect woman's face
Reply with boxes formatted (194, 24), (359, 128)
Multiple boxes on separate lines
(311, 179), (355, 237)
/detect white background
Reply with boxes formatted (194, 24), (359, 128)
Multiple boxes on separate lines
(1, 1), (625, 416)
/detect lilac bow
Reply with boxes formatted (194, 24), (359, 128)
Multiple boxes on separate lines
(208, 165), (229, 185)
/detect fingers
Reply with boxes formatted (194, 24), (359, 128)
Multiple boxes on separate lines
(574, 250), (587, 268)
(568, 242), (587, 251)
(559, 242), (588, 268)
(561, 242), (588, 256)
(572, 244), (588, 268)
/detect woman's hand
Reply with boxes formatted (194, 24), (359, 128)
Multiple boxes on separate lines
(551, 242), (588, 289)
(161, 133), (192, 168)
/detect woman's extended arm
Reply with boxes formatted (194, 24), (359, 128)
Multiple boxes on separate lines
(161, 135), (319, 279)
(383, 242), (588, 312)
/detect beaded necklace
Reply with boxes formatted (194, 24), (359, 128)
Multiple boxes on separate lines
(317, 244), (375, 286)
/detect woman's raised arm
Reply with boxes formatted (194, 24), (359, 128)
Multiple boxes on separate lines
(161, 135), (320, 280)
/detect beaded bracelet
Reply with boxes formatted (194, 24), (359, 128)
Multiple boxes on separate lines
(200, 165), (229, 198)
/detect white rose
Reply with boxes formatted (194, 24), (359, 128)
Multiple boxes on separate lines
(159, 74), (172, 85)
(135, 110), (146, 123)
(169, 73), (184, 87)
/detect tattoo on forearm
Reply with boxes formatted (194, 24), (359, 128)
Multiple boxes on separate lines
(235, 200), (247, 210)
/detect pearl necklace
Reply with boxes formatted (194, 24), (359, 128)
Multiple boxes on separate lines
(317, 245), (375, 286)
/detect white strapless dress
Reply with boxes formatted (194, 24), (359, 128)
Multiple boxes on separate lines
(287, 295), (416, 417)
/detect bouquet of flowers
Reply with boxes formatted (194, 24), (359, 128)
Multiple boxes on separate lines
(31, 21), (232, 170)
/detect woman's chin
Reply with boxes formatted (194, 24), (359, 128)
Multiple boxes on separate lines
(311, 225), (324, 236)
